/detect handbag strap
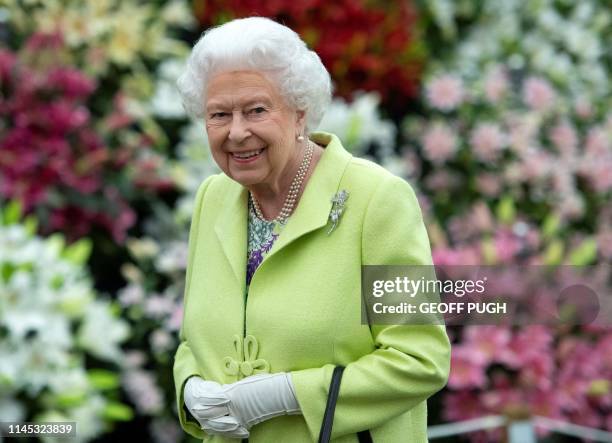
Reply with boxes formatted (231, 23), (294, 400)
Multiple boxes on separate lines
(318, 366), (373, 443)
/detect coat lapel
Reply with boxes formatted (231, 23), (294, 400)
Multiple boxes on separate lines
(262, 132), (352, 264)
(212, 132), (352, 284)
(214, 180), (248, 288)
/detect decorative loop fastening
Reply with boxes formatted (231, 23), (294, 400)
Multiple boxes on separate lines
(222, 334), (270, 378)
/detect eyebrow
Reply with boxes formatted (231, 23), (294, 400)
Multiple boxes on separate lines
(206, 95), (273, 112)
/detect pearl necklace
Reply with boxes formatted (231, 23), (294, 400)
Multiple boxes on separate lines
(250, 140), (314, 224)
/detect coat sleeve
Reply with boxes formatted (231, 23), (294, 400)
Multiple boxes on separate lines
(173, 176), (215, 440)
(290, 174), (451, 440)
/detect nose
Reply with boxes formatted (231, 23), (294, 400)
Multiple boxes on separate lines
(228, 112), (251, 143)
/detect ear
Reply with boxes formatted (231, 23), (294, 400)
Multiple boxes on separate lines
(295, 109), (306, 132)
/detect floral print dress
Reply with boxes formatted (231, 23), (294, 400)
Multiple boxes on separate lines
(246, 197), (285, 288)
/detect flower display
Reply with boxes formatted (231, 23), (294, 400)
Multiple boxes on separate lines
(316, 92), (397, 157)
(0, 202), (131, 442)
(196, 0), (425, 113)
(1, 0), (610, 440)
(0, 0), (193, 242)
(399, 0), (612, 437)
(405, 1), (611, 235)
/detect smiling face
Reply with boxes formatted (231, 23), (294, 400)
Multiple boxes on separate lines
(204, 70), (305, 194)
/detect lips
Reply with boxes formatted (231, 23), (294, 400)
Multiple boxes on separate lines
(230, 148), (265, 162)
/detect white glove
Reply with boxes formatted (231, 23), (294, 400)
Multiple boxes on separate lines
(222, 372), (301, 428)
(184, 376), (249, 439)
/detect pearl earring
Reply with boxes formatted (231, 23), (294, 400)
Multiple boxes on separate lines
(297, 135), (304, 142)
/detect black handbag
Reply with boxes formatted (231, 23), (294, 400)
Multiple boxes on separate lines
(318, 366), (373, 443)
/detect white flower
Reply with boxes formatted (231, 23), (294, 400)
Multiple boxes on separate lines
(155, 241), (188, 273)
(150, 329), (173, 353)
(0, 397), (25, 422)
(161, 1), (197, 28)
(122, 370), (164, 415)
(78, 301), (129, 362)
(318, 92), (396, 156)
(64, 395), (107, 443)
(150, 58), (188, 118)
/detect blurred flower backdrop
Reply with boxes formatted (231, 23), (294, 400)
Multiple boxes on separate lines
(0, 0), (610, 442)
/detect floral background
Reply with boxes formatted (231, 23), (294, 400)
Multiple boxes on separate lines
(0, 0), (610, 442)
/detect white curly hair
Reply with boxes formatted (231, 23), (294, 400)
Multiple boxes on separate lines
(177, 17), (332, 134)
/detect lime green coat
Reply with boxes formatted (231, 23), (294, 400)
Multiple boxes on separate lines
(174, 133), (450, 443)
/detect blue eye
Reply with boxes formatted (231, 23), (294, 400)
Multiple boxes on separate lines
(249, 107), (267, 114)
(211, 112), (228, 119)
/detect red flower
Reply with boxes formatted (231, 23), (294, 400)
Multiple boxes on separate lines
(196, 0), (424, 113)
(0, 32), (170, 243)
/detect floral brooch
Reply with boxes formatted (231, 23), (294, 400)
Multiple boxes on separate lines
(327, 189), (349, 235)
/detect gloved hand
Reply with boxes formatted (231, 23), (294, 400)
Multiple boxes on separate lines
(184, 376), (249, 439)
(222, 372), (301, 428)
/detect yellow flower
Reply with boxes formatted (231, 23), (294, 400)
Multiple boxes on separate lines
(587, 379), (610, 396)
(107, 5), (150, 65)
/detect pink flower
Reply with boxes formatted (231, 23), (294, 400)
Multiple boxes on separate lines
(596, 229), (612, 260)
(498, 326), (552, 368)
(569, 405), (603, 429)
(484, 66), (509, 103)
(590, 159), (612, 192)
(165, 306), (184, 332)
(470, 123), (506, 162)
(476, 173), (502, 197)
(150, 330), (173, 353)
(519, 149), (553, 180)
(46, 68), (96, 99)
(481, 388), (524, 414)
(122, 370), (164, 415)
(464, 326), (511, 365)
(574, 96), (594, 119)
(123, 350), (146, 369)
(493, 229), (523, 263)
(558, 192), (584, 220)
(549, 122), (577, 156)
(470, 202), (495, 232)
(606, 113), (612, 134)
(506, 114), (538, 154)
(426, 74), (465, 111)
(0, 49), (17, 83)
(448, 346), (487, 389)
(119, 284), (144, 307)
(522, 77), (556, 111)
(144, 294), (175, 319)
(421, 123), (458, 164)
(443, 391), (484, 421)
(519, 353), (554, 390)
(526, 390), (563, 420)
(432, 247), (481, 266)
(425, 170), (461, 191)
(585, 127), (610, 157)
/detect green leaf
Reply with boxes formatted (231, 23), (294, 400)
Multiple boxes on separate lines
(3, 200), (22, 225)
(543, 239), (564, 265)
(496, 196), (515, 225)
(569, 238), (597, 266)
(62, 238), (92, 265)
(542, 214), (561, 239)
(23, 215), (38, 235)
(54, 392), (87, 408)
(1, 263), (14, 283)
(87, 369), (120, 391)
(47, 234), (66, 256)
(346, 114), (362, 150)
(480, 237), (497, 265)
(103, 402), (134, 421)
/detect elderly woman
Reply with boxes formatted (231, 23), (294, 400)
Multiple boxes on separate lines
(174, 17), (450, 443)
